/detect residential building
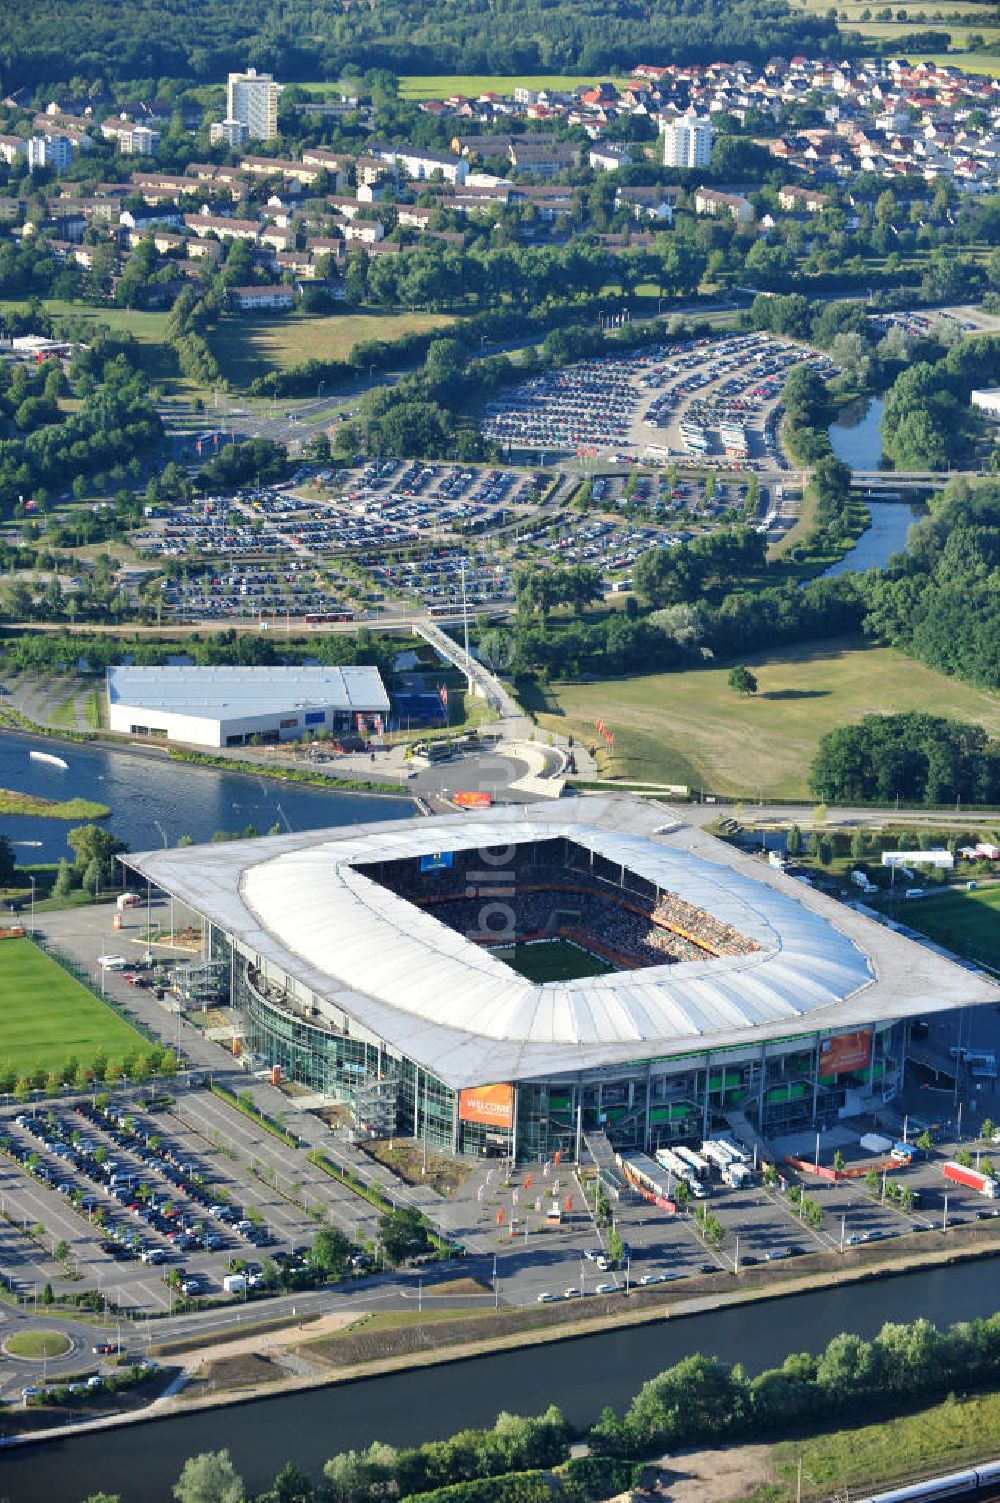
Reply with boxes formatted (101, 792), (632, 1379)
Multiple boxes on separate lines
(661, 112), (714, 168)
(209, 119), (250, 149)
(0, 134), (26, 165)
(231, 284), (295, 311)
(694, 186), (754, 222)
(226, 68), (280, 142)
(27, 134), (74, 172)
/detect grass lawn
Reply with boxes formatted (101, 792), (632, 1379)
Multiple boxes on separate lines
(494, 939), (616, 983)
(880, 885), (1000, 970)
(5, 1330), (72, 1359)
(528, 637), (1000, 800)
(208, 310), (456, 389)
(752, 1392), (1000, 1502)
(0, 939), (147, 1077)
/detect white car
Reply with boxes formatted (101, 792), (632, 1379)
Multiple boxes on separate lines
(595, 1282), (619, 1295)
(536, 1291), (559, 1303)
(97, 955), (128, 970)
(563, 1286), (583, 1298)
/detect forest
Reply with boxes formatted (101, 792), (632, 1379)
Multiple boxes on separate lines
(809, 712), (1000, 805)
(861, 477), (1000, 692)
(0, 0), (839, 91)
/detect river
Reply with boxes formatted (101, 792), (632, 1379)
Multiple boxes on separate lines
(5, 1264), (1000, 1503)
(825, 396), (925, 576)
(0, 730), (413, 862)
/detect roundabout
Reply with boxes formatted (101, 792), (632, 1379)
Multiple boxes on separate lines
(4, 1330), (73, 1361)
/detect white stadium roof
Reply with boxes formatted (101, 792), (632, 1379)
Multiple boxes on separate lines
(125, 797), (1000, 1089)
(107, 665), (389, 721)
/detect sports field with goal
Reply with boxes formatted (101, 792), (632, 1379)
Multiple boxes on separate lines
(0, 939), (147, 1077)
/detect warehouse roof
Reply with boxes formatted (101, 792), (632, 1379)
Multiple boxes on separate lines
(124, 797), (1000, 1089)
(107, 665), (389, 720)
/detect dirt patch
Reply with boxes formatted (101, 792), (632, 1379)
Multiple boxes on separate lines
(187, 1351), (285, 1397)
(640, 1444), (773, 1503)
(314, 1103), (353, 1129)
(426, 1277), (492, 1296)
(362, 1137), (474, 1196)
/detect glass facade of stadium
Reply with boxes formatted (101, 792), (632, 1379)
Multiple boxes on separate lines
(211, 923), (908, 1160)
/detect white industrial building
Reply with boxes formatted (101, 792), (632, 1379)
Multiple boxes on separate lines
(106, 665), (389, 748)
(971, 388), (1000, 418)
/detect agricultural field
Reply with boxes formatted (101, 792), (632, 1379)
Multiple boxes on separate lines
(789, 0), (1000, 68)
(296, 74), (630, 101)
(0, 939), (147, 1076)
(529, 637), (1000, 800)
(882, 884), (1000, 970)
(207, 310), (456, 388)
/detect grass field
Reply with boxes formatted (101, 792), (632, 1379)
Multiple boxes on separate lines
(528, 637), (1000, 800)
(752, 1391), (1000, 1503)
(0, 940), (147, 1076)
(5, 1330), (72, 1359)
(494, 940), (616, 983)
(881, 885), (1000, 970)
(0, 299), (190, 395)
(208, 310), (455, 388)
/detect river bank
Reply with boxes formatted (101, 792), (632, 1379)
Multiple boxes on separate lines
(0, 787), (110, 821)
(7, 1221), (1000, 1454)
(0, 727), (414, 861)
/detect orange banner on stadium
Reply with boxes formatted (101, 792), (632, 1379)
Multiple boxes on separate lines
(459, 1082), (514, 1128)
(453, 790), (493, 808)
(819, 1029), (870, 1075)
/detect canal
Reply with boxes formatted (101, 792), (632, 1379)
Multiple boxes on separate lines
(5, 1264), (1000, 1503)
(0, 730), (413, 862)
(825, 396), (925, 577)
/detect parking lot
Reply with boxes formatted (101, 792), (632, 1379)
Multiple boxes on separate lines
(481, 332), (835, 469)
(0, 1081), (397, 1315)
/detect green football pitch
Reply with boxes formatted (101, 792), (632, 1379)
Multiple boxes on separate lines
(0, 939), (147, 1075)
(494, 939), (616, 983)
(892, 886), (1000, 972)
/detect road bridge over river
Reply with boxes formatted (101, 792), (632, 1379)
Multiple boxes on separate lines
(850, 469), (985, 495)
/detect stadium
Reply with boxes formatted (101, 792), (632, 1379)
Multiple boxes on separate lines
(125, 797), (1000, 1160)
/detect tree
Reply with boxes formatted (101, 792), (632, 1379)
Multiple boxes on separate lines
(981, 1118), (996, 1144)
(786, 824), (802, 858)
(673, 1180), (690, 1209)
(833, 1149), (845, 1172)
(606, 1226), (625, 1264)
(728, 665), (758, 696)
(0, 834), (15, 888)
(310, 1224), (352, 1277)
(67, 824), (126, 881)
(173, 1449), (244, 1503)
(378, 1206), (432, 1264)
(52, 858), (74, 899)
